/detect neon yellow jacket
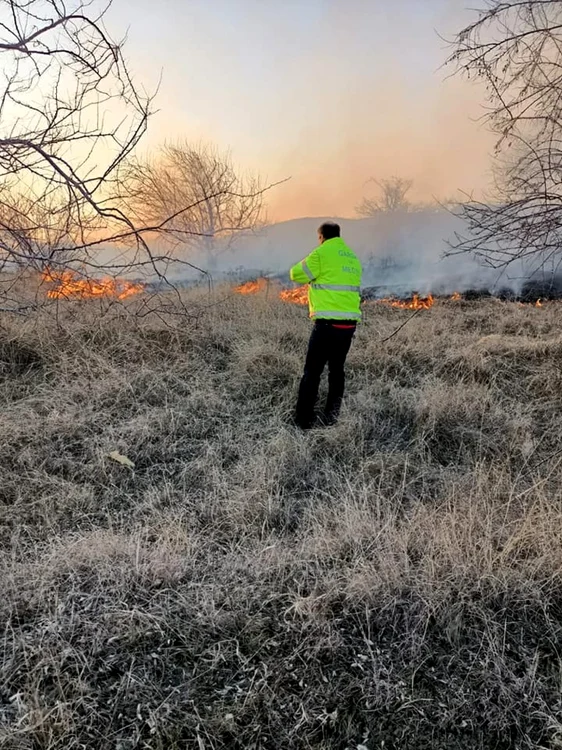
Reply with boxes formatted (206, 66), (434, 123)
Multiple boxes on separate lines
(289, 237), (362, 321)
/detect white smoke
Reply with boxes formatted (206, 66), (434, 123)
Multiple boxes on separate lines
(177, 210), (527, 297)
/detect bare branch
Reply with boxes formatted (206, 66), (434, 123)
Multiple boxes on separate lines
(0, 2), (285, 321)
(446, 1), (562, 273)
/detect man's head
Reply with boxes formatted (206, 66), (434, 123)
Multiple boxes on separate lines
(317, 221), (341, 244)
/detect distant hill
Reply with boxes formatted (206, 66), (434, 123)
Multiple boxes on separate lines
(215, 210), (460, 275)
(180, 210), (510, 295)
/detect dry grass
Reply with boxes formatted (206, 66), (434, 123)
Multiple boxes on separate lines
(2, 293), (562, 749)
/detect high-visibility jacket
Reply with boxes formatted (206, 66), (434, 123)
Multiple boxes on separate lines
(289, 237), (362, 321)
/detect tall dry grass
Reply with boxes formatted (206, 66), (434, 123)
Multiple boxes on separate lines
(1, 293), (562, 749)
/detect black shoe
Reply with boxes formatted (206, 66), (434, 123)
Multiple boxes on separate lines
(291, 415), (315, 430)
(319, 411), (338, 427)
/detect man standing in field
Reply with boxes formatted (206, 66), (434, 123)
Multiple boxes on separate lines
(290, 221), (362, 429)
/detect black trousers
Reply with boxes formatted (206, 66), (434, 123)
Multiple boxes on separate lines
(295, 319), (356, 427)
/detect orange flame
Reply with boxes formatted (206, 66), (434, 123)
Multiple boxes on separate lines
(378, 293), (435, 310)
(279, 286), (308, 305)
(536, 299), (543, 307)
(451, 292), (462, 301)
(235, 278), (268, 295)
(42, 268), (144, 300)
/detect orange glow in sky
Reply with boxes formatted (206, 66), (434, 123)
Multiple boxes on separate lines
(109, 0), (494, 221)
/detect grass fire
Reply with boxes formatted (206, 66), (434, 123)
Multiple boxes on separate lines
(42, 268), (145, 301)
(5, 0), (562, 746)
(234, 278), (309, 305)
(234, 281), (546, 312)
(279, 286), (308, 304)
(377, 292), (435, 310)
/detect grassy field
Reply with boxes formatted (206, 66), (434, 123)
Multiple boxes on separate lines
(2, 292), (562, 749)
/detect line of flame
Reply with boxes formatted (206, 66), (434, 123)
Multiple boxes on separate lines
(279, 287), (308, 305)
(235, 278), (268, 295)
(234, 283), (548, 310)
(42, 268), (144, 300)
(377, 293), (435, 310)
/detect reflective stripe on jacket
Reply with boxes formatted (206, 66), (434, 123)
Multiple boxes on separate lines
(289, 237), (362, 321)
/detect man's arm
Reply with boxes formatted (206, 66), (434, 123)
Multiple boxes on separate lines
(290, 247), (321, 284)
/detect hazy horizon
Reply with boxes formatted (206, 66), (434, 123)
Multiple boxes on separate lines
(107, 0), (495, 222)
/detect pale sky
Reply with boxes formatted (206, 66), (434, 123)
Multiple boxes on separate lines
(108, 0), (494, 221)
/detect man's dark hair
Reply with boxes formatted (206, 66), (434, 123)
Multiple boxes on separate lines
(318, 221), (341, 240)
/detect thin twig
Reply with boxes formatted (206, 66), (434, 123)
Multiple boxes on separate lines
(527, 447), (562, 474)
(380, 308), (423, 343)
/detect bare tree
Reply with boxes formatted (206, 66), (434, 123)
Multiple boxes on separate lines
(125, 141), (266, 271)
(0, 1), (279, 316)
(356, 176), (413, 217)
(447, 1), (562, 274)
(0, 1), (151, 259)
